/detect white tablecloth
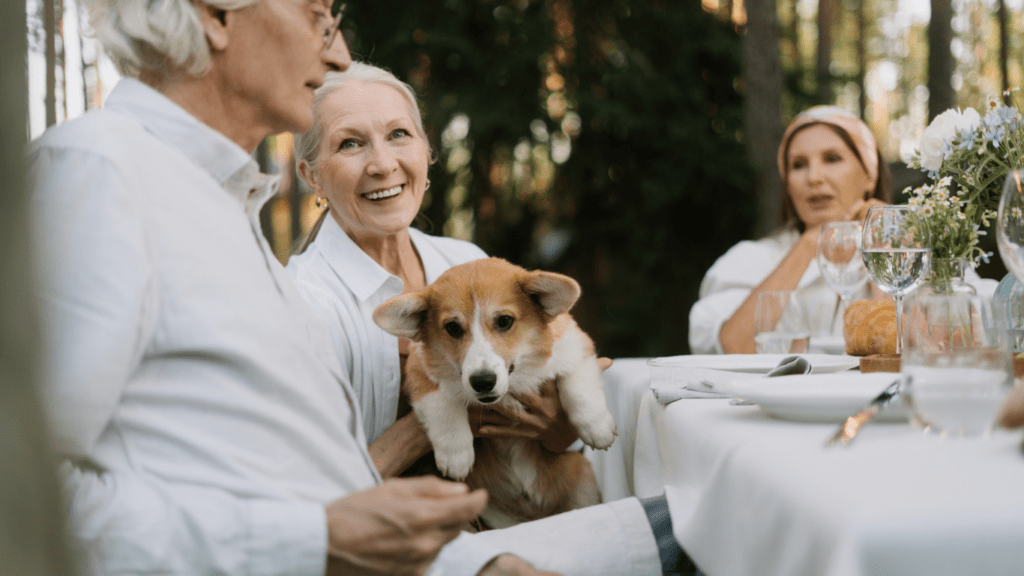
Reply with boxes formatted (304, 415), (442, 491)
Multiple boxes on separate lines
(631, 382), (1024, 576)
(584, 358), (654, 503)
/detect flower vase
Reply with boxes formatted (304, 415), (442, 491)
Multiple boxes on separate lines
(916, 257), (976, 298)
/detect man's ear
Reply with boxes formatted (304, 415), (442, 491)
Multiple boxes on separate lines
(193, 0), (231, 52)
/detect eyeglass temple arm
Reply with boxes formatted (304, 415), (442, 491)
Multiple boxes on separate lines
(331, 0), (345, 18)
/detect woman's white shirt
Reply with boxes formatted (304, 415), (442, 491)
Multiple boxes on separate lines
(286, 216), (487, 442)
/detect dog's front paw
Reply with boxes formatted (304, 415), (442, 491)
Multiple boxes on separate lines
(434, 445), (476, 480)
(575, 411), (617, 450)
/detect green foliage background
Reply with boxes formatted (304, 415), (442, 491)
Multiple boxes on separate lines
(341, 0), (754, 357)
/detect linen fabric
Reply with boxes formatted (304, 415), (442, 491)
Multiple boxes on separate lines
(28, 77), (504, 576)
(633, 392), (1024, 576)
(286, 217), (487, 442)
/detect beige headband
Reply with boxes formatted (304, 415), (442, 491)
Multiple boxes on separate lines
(776, 106), (879, 188)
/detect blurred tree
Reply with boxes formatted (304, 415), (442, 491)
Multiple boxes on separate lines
(816, 0), (833, 104)
(2, 1), (77, 574)
(741, 0), (784, 237)
(928, 0), (954, 120)
(343, 0), (752, 356)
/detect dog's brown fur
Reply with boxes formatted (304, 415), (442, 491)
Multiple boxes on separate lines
(374, 258), (615, 528)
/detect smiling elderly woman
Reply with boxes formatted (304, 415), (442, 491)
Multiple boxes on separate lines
(286, 62), (582, 480)
(688, 106), (892, 355)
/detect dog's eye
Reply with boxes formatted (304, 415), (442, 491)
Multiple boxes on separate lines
(495, 315), (515, 331)
(444, 321), (464, 338)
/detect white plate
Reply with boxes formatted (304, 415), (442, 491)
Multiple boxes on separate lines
(716, 372), (908, 423)
(647, 354), (859, 374)
(808, 334), (846, 355)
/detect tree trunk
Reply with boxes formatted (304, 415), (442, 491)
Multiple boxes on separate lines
(57, 0), (66, 121)
(816, 0), (833, 104)
(0, 0), (78, 573)
(742, 0), (785, 235)
(998, 0), (1009, 103)
(856, 0), (867, 119)
(43, 0), (56, 127)
(789, 0), (801, 77)
(927, 0), (955, 120)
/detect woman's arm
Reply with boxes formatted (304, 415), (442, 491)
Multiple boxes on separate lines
(718, 227), (820, 354)
(367, 413), (433, 479)
(719, 199), (887, 354)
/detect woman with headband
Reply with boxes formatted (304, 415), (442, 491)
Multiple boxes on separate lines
(688, 106), (891, 354)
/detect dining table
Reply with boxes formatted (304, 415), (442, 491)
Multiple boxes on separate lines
(585, 356), (1024, 576)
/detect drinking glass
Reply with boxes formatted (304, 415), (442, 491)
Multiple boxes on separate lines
(754, 290), (809, 354)
(900, 294), (1012, 436)
(861, 206), (931, 354)
(817, 221), (869, 332)
(997, 169), (1024, 283)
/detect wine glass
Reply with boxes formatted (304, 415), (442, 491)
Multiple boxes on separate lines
(753, 290), (809, 354)
(861, 206), (932, 354)
(816, 221), (869, 333)
(997, 169), (1024, 282)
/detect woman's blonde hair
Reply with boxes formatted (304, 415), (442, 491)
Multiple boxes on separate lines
(81, 0), (260, 78)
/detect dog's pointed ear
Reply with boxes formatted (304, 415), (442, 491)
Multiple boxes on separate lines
(521, 271), (581, 317)
(373, 293), (429, 341)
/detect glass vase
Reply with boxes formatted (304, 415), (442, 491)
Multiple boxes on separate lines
(915, 257), (976, 298)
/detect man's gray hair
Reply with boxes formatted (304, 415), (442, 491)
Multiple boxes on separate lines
(294, 62), (434, 170)
(80, 0), (260, 77)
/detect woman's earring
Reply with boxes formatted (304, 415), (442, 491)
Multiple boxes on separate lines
(425, 179), (431, 191)
(315, 196), (329, 209)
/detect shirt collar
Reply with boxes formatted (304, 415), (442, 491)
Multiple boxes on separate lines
(104, 78), (280, 218)
(312, 217), (450, 302)
(314, 215), (397, 302)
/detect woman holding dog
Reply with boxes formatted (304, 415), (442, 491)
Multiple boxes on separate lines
(688, 106), (893, 355)
(286, 62), (581, 479)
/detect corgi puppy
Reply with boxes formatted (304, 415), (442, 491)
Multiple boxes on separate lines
(372, 257), (617, 528)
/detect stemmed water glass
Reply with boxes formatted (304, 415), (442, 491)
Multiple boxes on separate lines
(817, 221), (869, 333)
(997, 170), (1024, 282)
(861, 206), (932, 354)
(996, 170), (1024, 352)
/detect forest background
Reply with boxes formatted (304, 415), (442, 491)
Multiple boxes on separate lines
(25, 0), (1024, 357)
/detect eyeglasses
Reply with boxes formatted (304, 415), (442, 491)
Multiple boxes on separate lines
(321, 0), (346, 49)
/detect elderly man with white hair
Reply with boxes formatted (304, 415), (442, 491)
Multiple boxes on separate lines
(28, 1), (688, 575)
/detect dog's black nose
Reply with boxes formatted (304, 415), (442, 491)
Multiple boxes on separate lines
(469, 371), (497, 392)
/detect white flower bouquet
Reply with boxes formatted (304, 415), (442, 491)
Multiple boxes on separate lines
(906, 92), (1024, 286)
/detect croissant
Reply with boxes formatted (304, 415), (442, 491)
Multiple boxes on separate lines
(843, 299), (897, 356)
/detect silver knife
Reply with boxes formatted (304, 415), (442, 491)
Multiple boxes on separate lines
(825, 379), (902, 447)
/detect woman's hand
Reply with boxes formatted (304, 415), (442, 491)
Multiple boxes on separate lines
(469, 358), (613, 453)
(843, 197), (888, 223)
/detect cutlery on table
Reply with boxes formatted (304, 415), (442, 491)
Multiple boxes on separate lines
(727, 355), (811, 405)
(824, 378), (902, 447)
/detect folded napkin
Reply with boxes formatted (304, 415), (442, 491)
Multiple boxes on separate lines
(651, 368), (762, 404)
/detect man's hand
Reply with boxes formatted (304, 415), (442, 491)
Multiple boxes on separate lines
(325, 477), (487, 576)
(477, 554), (564, 576)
